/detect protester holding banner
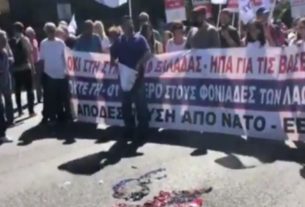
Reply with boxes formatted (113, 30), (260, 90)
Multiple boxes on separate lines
(57, 25), (76, 49)
(108, 26), (122, 45)
(256, 7), (286, 46)
(74, 20), (103, 53)
(288, 18), (299, 46)
(93, 20), (111, 53)
(245, 20), (267, 48)
(185, 5), (220, 49)
(110, 16), (151, 141)
(291, 17), (305, 45)
(140, 23), (163, 54)
(219, 8), (241, 48)
(40, 23), (70, 124)
(138, 12), (161, 42)
(166, 22), (186, 52)
(0, 30), (12, 143)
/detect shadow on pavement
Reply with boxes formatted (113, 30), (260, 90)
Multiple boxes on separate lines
(215, 154), (256, 170)
(58, 140), (144, 175)
(17, 122), (305, 177)
(17, 122), (121, 146)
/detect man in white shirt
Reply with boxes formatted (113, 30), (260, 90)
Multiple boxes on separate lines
(40, 22), (70, 124)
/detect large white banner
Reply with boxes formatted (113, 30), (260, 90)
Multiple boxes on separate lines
(229, 0), (273, 13)
(66, 46), (305, 142)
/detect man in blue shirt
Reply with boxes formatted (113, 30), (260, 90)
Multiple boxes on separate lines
(111, 16), (152, 141)
(74, 20), (103, 53)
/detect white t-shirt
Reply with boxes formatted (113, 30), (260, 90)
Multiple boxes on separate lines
(101, 37), (111, 53)
(40, 38), (66, 79)
(166, 38), (186, 53)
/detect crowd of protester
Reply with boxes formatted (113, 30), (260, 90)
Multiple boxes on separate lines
(0, 5), (303, 143)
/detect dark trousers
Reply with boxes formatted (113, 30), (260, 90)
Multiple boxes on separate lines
(3, 91), (13, 124)
(34, 62), (43, 102)
(43, 74), (71, 121)
(121, 79), (149, 136)
(0, 97), (7, 137)
(14, 70), (34, 114)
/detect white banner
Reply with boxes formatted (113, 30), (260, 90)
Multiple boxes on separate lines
(66, 46), (305, 142)
(239, 0), (255, 24)
(57, 3), (72, 20)
(211, 0), (227, 5)
(229, 0), (273, 13)
(165, 0), (186, 23)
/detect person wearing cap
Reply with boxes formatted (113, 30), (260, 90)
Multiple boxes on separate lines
(256, 7), (286, 46)
(185, 5), (220, 49)
(138, 12), (161, 42)
(219, 8), (240, 48)
(9, 22), (36, 117)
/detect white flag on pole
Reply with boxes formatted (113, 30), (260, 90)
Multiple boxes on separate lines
(239, 0), (255, 24)
(94, 0), (128, 8)
(68, 14), (77, 35)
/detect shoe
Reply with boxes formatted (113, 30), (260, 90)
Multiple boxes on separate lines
(0, 136), (13, 143)
(39, 118), (48, 125)
(123, 128), (134, 141)
(47, 120), (57, 127)
(18, 111), (24, 117)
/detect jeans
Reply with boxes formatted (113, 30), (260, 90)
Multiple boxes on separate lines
(13, 70), (34, 114)
(0, 97), (6, 137)
(43, 74), (71, 121)
(121, 78), (149, 136)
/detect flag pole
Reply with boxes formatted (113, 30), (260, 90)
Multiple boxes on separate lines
(216, 4), (223, 27)
(232, 12), (235, 26)
(129, 0), (133, 17)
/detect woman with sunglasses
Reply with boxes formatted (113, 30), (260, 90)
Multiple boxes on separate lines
(166, 22), (186, 53)
(245, 20), (267, 48)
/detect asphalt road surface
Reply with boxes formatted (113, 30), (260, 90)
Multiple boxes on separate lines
(1, 104), (305, 207)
